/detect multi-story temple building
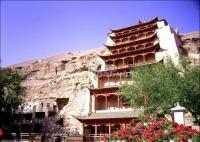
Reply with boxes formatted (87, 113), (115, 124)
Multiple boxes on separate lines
(75, 17), (182, 140)
(12, 17), (182, 141)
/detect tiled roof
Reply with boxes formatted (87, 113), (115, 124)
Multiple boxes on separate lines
(76, 110), (137, 120)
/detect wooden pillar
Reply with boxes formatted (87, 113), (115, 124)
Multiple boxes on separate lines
(143, 54), (146, 64)
(89, 95), (92, 113)
(120, 98), (123, 109)
(123, 58), (125, 67)
(109, 122), (111, 134)
(117, 93), (120, 108)
(98, 77), (100, 88)
(94, 95), (96, 112)
(95, 123), (97, 136)
(108, 75), (110, 87)
(120, 74), (122, 84)
(105, 94), (108, 110)
(32, 111), (35, 133)
(114, 60), (116, 69)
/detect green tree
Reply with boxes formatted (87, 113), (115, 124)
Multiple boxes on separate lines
(0, 68), (26, 128)
(121, 57), (200, 125)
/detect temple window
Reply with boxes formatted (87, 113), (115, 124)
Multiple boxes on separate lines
(128, 46), (135, 51)
(112, 50), (118, 54)
(138, 33), (145, 39)
(115, 40), (121, 44)
(106, 60), (114, 70)
(119, 48), (126, 53)
(115, 59), (124, 68)
(136, 44), (145, 50)
(96, 96), (106, 110)
(145, 42), (154, 48)
(129, 36), (137, 41)
(146, 31), (154, 37)
(125, 57), (134, 66)
(121, 37), (129, 43)
(134, 55), (144, 65)
(108, 95), (118, 110)
(145, 53), (155, 63)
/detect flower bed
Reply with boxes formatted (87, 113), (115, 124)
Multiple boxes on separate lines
(102, 116), (200, 142)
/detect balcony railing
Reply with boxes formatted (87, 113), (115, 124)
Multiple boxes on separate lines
(21, 106), (57, 113)
(105, 60), (156, 71)
(98, 81), (133, 88)
(114, 32), (156, 45)
(84, 134), (107, 141)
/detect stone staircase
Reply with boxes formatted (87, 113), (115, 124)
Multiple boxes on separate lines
(41, 111), (67, 134)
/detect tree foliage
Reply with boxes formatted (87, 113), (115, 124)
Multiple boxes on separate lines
(0, 68), (26, 114)
(121, 57), (200, 125)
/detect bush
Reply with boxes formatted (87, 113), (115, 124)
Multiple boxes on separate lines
(102, 116), (200, 142)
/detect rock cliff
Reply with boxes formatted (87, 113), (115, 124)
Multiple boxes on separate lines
(10, 47), (110, 132)
(180, 31), (200, 64)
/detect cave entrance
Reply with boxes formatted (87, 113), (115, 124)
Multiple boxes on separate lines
(56, 98), (69, 111)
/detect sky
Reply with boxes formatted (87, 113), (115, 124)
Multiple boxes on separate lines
(1, 0), (199, 67)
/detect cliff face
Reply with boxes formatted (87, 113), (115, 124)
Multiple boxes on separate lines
(10, 47), (109, 132)
(11, 47), (109, 100)
(10, 31), (199, 132)
(180, 31), (200, 64)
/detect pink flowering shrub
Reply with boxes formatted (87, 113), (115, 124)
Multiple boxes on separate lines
(102, 116), (200, 142)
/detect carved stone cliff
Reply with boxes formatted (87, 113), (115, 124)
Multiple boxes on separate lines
(180, 31), (200, 64)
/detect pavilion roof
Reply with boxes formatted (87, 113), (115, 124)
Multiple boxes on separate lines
(110, 17), (158, 33)
(75, 111), (137, 122)
(109, 24), (157, 40)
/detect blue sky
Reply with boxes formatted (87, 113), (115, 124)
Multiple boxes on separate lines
(1, 1), (199, 67)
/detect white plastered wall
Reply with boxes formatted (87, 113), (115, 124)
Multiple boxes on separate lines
(156, 21), (182, 64)
(106, 33), (115, 46)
